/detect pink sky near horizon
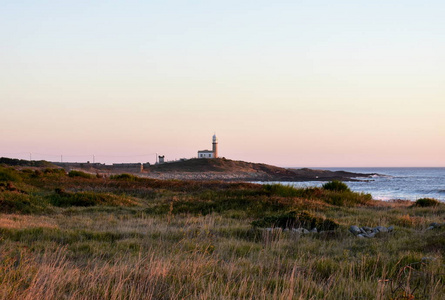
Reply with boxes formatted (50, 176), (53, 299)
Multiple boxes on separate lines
(1, 1), (444, 167)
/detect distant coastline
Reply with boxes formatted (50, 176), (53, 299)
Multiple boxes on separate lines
(1, 156), (375, 182)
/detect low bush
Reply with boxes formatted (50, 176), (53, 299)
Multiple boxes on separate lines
(322, 190), (372, 206)
(0, 167), (22, 182)
(412, 198), (441, 207)
(110, 173), (139, 181)
(0, 192), (32, 213)
(150, 194), (287, 216)
(0, 182), (27, 193)
(251, 210), (339, 231)
(0, 157), (54, 167)
(31, 170), (43, 178)
(263, 184), (301, 197)
(43, 168), (66, 175)
(49, 189), (137, 207)
(68, 170), (94, 179)
(21, 169), (35, 174)
(322, 180), (350, 192)
(0, 192), (47, 213)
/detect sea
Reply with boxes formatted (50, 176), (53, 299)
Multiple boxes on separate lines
(280, 168), (445, 202)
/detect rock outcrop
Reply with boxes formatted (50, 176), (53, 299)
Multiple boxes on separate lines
(349, 225), (394, 238)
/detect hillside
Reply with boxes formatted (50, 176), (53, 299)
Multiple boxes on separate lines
(0, 157), (374, 182)
(146, 158), (373, 181)
(0, 157), (57, 168)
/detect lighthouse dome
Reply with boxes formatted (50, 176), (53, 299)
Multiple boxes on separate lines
(212, 134), (218, 143)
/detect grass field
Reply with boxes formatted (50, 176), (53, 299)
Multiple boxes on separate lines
(1, 166), (444, 299)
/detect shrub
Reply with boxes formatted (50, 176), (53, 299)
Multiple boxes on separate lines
(0, 157), (54, 167)
(32, 170), (43, 177)
(0, 167), (22, 182)
(251, 210), (339, 231)
(43, 168), (66, 175)
(110, 173), (138, 181)
(0, 192), (32, 213)
(412, 198), (441, 207)
(68, 170), (94, 179)
(322, 191), (372, 206)
(0, 182), (26, 194)
(49, 190), (136, 207)
(21, 169), (35, 174)
(263, 184), (301, 197)
(322, 180), (350, 192)
(0, 192), (47, 213)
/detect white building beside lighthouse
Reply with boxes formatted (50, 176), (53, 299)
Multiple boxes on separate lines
(198, 134), (218, 158)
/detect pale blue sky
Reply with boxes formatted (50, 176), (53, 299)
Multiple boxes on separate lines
(1, 1), (444, 166)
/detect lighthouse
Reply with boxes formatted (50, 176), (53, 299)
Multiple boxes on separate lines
(212, 134), (218, 158)
(197, 134), (219, 158)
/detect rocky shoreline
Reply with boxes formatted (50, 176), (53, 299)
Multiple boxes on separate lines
(141, 169), (375, 182)
(141, 158), (377, 182)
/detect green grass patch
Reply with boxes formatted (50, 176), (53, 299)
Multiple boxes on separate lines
(322, 190), (372, 206)
(0, 167), (22, 182)
(49, 189), (137, 207)
(0, 192), (47, 214)
(43, 168), (66, 175)
(263, 184), (302, 197)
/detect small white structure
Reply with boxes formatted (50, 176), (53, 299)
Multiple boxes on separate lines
(198, 150), (214, 158)
(198, 134), (218, 159)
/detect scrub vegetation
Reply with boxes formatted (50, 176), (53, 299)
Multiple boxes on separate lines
(0, 165), (444, 299)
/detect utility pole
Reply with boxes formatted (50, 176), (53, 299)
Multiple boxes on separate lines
(29, 153), (32, 161)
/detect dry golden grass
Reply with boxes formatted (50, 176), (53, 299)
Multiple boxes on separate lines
(1, 210), (444, 299)
(0, 168), (444, 299)
(0, 214), (58, 229)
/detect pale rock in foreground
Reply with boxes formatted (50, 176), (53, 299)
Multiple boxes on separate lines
(349, 225), (394, 238)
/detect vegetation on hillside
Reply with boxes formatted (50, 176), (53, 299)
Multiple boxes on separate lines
(0, 157), (56, 168)
(146, 158), (372, 181)
(0, 165), (444, 299)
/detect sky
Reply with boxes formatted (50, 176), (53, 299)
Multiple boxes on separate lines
(1, 0), (444, 167)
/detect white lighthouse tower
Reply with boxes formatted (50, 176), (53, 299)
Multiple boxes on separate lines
(212, 134), (218, 158)
(197, 134), (219, 159)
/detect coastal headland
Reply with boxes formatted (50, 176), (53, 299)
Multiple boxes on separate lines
(3, 157), (375, 182)
(144, 158), (375, 181)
